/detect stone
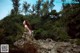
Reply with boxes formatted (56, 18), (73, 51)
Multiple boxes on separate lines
(14, 32), (80, 53)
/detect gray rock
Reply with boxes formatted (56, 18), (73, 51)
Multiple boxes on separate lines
(14, 32), (80, 53)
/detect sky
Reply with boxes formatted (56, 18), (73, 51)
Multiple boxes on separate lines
(0, 0), (63, 20)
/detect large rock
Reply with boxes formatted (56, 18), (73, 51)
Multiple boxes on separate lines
(14, 32), (80, 53)
(14, 32), (34, 48)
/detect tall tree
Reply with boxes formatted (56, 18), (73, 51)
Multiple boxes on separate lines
(11, 9), (15, 15)
(11, 0), (20, 15)
(35, 0), (43, 15)
(49, 0), (54, 11)
(32, 5), (35, 13)
(61, 0), (66, 9)
(42, 0), (49, 15)
(22, 1), (30, 15)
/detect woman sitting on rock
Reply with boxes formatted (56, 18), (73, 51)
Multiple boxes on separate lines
(23, 20), (32, 36)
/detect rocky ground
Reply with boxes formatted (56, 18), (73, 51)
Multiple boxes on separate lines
(36, 39), (80, 53)
(13, 32), (80, 53)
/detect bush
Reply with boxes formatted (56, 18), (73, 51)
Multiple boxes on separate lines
(76, 39), (80, 45)
(0, 15), (24, 44)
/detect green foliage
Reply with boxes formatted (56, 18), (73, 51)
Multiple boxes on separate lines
(11, 0), (20, 15)
(22, 1), (30, 15)
(0, 0), (80, 45)
(76, 39), (80, 45)
(61, 4), (80, 38)
(0, 15), (25, 44)
(34, 16), (70, 41)
(35, 0), (42, 15)
(50, 20), (70, 41)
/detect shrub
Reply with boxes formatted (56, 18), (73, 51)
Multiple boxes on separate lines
(75, 39), (80, 45)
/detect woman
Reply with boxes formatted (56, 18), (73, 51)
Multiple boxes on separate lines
(23, 20), (32, 36)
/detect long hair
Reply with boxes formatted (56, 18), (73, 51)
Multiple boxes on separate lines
(25, 20), (32, 30)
